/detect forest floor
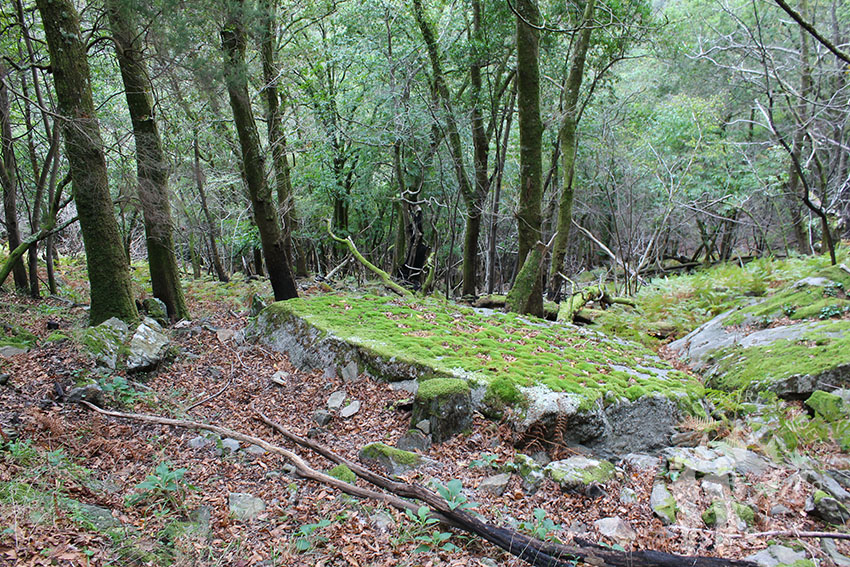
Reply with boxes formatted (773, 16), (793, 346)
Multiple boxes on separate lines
(0, 263), (847, 566)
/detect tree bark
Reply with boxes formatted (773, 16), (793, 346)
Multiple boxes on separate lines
(547, 0), (596, 300)
(36, 0), (137, 325)
(0, 65), (29, 291)
(107, 0), (188, 321)
(221, 2), (298, 301)
(193, 132), (229, 282)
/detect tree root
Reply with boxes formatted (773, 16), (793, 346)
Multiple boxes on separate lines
(79, 401), (756, 567)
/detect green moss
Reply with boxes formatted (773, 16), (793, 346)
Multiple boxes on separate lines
(624, 385), (647, 401)
(327, 464), (357, 484)
(732, 502), (755, 526)
(359, 443), (420, 466)
(416, 378), (469, 401)
(702, 501), (727, 527)
(805, 390), (845, 422)
(813, 489), (830, 505)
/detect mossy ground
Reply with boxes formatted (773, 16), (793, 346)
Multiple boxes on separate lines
(266, 293), (704, 410)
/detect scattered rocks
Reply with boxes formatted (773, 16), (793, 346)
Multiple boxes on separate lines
(746, 544), (808, 567)
(228, 493), (266, 521)
(369, 511), (395, 533)
(396, 430), (430, 453)
(544, 456), (615, 491)
(245, 444), (266, 457)
(478, 474), (511, 497)
(594, 516), (637, 544)
(312, 410), (332, 427)
(340, 400), (361, 418)
(620, 453), (661, 470)
(650, 482), (678, 525)
(327, 390), (347, 410)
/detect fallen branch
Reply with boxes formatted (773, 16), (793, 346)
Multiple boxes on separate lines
(79, 402), (756, 567)
(327, 219), (412, 297)
(670, 525), (850, 541)
(556, 285), (636, 323)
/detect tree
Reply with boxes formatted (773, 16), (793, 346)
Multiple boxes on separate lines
(35, 0), (138, 325)
(107, 0), (189, 320)
(221, 0), (298, 301)
(0, 64), (29, 291)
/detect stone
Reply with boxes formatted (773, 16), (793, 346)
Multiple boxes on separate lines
(327, 390), (347, 410)
(650, 482), (678, 525)
(770, 504), (792, 517)
(806, 390), (845, 422)
(620, 453), (661, 470)
(188, 436), (213, 450)
(662, 446), (735, 478)
(221, 438), (240, 454)
(142, 297), (169, 325)
(544, 456), (615, 491)
(391, 380), (419, 394)
(83, 317), (129, 369)
(411, 378), (472, 443)
(245, 444), (266, 456)
(415, 419), (431, 435)
(746, 545), (807, 567)
(249, 294), (267, 317)
(396, 430), (431, 453)
(359, 442), (426, 477)
(340, 360), (359, 382)
(126, 318), (170, 372)
(216, 328), (235, 343)
(270, 371), (287, 386)
(715, 444), (772, 477)
(370, 511), (395, 533)
(510, 454), (545, 493)
(803, 469), (850, 504)
(65, 384), (105, 407)
(71, 503), (121, 530)
(594, 517), (637, 543)
(619, 487), (637, 504)
(701, 477), (728, 501)
(228, 493), (266, 520)
(340, 400), (361, 418)
(702, 501), (729, 528)
(0, 373), (9, 386)
(478, 474), (511, 497)
(313, 410), (332, 427)
(821, 538), (850, 566)
(0, 345), (27, 357)
(807, 490), (850, 524)
(733, 502), (756, 527)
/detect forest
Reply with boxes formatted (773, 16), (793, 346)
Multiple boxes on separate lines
(2, 0), (850, 565)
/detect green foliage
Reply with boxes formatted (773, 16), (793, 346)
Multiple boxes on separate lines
(293, 518), (333, 552)
(100, 376), (147, 406)
(127, 462), (195, 510)
(468, 453), (498, 469)
(433, 479), (476, 512)
(519, 508), (563, 542)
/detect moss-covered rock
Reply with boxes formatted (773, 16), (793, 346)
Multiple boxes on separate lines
(359, 442), (423, 477)
(327, 464), (357, 484)
(82, 317), (130, 369)
(805, 390), (845, 422)
(544, 456), (615, 491)
(412, 378), (472, 443)
(650, 482), (678, 525)
(701, 501), (728, 528)
(733, 502), (755, 527)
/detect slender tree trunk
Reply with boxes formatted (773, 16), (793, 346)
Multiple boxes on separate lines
(487, 85), (516, 294)
(0, 65), (29, 291)
(108, 0), (188, 321)
(35, 0), (137, 324)
(221, 2), (298, 301)
(547, 0), (596, 300)
(193, 133), (229, 282)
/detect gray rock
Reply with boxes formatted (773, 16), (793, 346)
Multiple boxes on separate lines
(769, 504), (792, 517)
(71, 503), (121, 530)
(544, 456), (615, 491)
(411, 379), (472, 443)
(479, 559), (498, 567)
(83, 317), (130, 369)
(594, 516), (637, 543)
(714, 444), (772, 477)
(619, 487), (637, 504)
(510, 454), (545, 493)
(746, 545), (807, 567)
(0, 373), (9, 386)
(0, 345), (27, 358)
(66, 384), (105, 407)
(313, 410), (332, 427)
(228, 493), (266, 520)
(327, 390), (347, 410)
(830, 469), (850, 491)
(188, 435), (213, 449)
(370, 511), (395, 533)
(340, 400), (361, 418)
(359, 442), (429, 477)
(701, 478), (728, 501)
(270, 370), (287, 386)
(662, 446), (735, 478)
(795, 276), (833, 288)
(221, 438), (241, 453)
(142, 297), (168, 325)
(249, 294), (267, 317)
(822, 538), (850, 566)
(126, 318), (170, 372)
(396, 430), (431, 453)
(478, 474), (511, 497)
(803, 469), (850, 504)
(245, 444), (266, 456)
(620, 453), (661, 470)
(415, 419), (431, 434)
(650, 483), (678, 525)
(340, 361), (359, 382)
(807, 491), (850, 524)
(391, 380), (419, 394)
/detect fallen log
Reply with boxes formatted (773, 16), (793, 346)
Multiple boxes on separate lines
(556, 285), (636, 323)
(327, 219), (412, 297)
(79, 401), (756, 567)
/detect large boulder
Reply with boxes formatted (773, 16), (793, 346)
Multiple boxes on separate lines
(83, 317), (130, 369)
(82, 317), (170, 372)
(126, 318), (170, 372)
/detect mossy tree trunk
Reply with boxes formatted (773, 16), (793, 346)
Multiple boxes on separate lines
(108, 0), (188, 321)
(514, 0), (543, 270)
(221, 2), (298, 301)
(36, 0), (138, 325)
(547, 0), (596, 300)
(0, 65), (29, 292)
(505, 241), (545, 317)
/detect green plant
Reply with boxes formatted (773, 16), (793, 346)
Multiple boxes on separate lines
(4, 439), (39, 466)
(434, 479), (476, 511)
(519, 508), (562, 542)
(293, 518), (332, 552)
(781, 303), (796, 317)
(127, 462), (195, 509)
(819, 304), (847, 319)
(823, 281), (844, 297)
(100, 376), (147, 406)
(414, 529), (458, 553)
(468, 453), (498, 469)
(397, 506), (459, 554)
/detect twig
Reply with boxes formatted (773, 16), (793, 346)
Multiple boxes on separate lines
(184, 377), (233, 412)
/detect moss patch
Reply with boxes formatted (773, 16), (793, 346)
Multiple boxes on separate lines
(805, 390), (845, 422)
(327, 464), (357, 484)
(359, 443), (420, 466)
(416, 378), (469, 401)
(263, 294), (703, 411)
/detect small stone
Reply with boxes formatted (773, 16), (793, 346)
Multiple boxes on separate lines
(415, 419), (431, 434)
(323, 366), (337, 379)
(216, 328), (236, 343)
(650, 482), (678, 525)
(142, 297), (168, 325)
(478, 473), (511, 497)
(327, 390), (347, 410)
(807, 490), (850, 524)
(46, 320), (60, 330)
(619, 487), (637, 504)
(370, 512), (395, 533)
(544, 456), (615, 491)
(126, 318), (170, 372)
(188, 436), (213, 449)
(313, 410), (332, 427)
(270, 371), (287, 386)
(391, 380), (418, 394)
(396, 430), (430, 453)
(769, 504), (792, 517)
(0, 345), (27, 357)
(702, 501), (729, 528)
(479, 560), (498, 567)
(340, 400), (361, 418)
(66, 384), (105, 407)
(746, 545), (807, 567)
(246, 444), (266, 456)
(307, 427), (324, 438)
(594, 516), (637, 543)
(0, 373), (9, 386)
(341, 361), (359, 382)
(228, 493), (266, 520)
(822, 538), (850, 566)
(620, 453), (661, 470)
(221, 438), (241, 453)
(701, 478), (727, 501)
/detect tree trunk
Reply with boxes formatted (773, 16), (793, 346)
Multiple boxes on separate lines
(221, 3), (298, 301)
(108, 0), (188, 321)
(193, 133), (229, 282)
(36, 0), (137, 325)
(506, 241), (545, 317)
(0, 65), (29, 291)
(514, 0), (543, 270)
(547, 0), (596, 300)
